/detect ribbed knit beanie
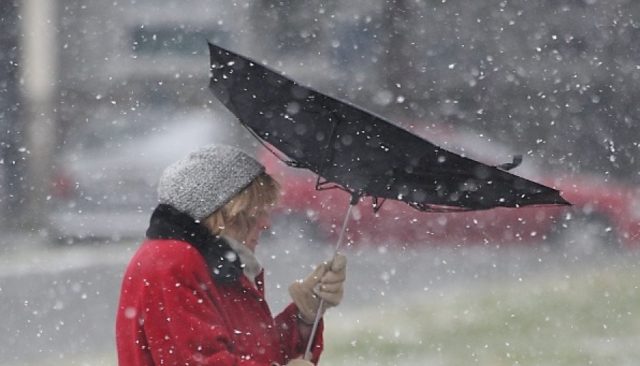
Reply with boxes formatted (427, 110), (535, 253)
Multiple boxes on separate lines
(157, 144), (265, 221)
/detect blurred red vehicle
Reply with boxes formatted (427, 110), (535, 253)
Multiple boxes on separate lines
(260, 126), (640, 252)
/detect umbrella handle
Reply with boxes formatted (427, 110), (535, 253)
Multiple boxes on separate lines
(304, 198), (357, 360)
(303, 298), (326, 361)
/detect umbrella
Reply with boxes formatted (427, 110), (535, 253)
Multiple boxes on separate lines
(208, 42), (569, 212)
(207, 41), (570, 358)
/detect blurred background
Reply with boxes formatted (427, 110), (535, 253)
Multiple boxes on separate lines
(1, 0), (640, 365)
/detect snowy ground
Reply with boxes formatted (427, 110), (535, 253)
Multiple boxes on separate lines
(321, 254), (640, 366)
(1, 227), (639, 366)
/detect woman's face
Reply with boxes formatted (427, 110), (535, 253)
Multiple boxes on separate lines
(244, 209), (271, 252)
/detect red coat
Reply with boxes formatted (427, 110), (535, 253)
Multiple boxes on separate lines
(116, 239), (323, 366)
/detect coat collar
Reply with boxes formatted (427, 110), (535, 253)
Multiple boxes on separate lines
(146, 204), (243, 283)
(223, 236), (263, 287)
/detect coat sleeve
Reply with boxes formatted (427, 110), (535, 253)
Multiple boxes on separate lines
(274, 303), (324, 364)
(138, 262), (270, 366)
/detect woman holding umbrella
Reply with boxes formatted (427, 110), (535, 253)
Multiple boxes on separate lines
(116, 144), (346, 366)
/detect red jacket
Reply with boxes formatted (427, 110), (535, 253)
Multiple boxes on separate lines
(116, 206), (323, 366)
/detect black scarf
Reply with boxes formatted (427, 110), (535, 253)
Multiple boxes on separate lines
(145, 204), (243, 283)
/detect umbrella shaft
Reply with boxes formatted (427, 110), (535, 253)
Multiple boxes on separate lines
(304, 201), (355, 360)
(334, 202), (355, 252)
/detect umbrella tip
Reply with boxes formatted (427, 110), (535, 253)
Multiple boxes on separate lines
(556, 194), (572, 206)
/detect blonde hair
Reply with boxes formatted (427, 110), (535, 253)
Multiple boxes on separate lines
(203, 172), (280, 242)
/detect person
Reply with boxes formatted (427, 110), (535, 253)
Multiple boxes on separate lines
(116, 145), (347, 366)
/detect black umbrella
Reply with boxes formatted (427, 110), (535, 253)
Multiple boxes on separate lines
(208, 42), (569, 212)
(207, 42), (570, 359)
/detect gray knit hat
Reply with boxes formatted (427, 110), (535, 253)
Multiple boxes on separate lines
(157, 144), (265, 221)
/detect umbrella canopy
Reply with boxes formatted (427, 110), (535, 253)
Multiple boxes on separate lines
(208, 42), (570, 212)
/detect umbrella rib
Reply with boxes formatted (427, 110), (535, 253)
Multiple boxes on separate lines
(315, 175), (348, 192)
(372, 197), (386, 213)
(314, 110), (340, 177)
(236, 118), (305, 168)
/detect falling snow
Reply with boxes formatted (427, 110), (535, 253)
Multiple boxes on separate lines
(2, 0), (640, 365)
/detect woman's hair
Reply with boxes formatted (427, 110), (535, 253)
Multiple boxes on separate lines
(203, 172), (280, 242)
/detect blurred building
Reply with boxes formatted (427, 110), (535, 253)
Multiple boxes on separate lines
(251, 0), (640, 183)
(0, 1), (24, 227)
(10, 0), (640, 182)
(5, 0), (640, 237)
(56, 0), (254, 136)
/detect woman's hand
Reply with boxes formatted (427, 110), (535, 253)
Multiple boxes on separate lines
(288, 253), (347, 324)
